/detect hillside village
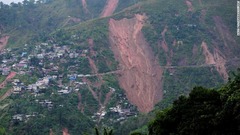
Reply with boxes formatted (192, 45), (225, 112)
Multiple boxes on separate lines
(0, 0), (238, 134)
(0, 40), (137, 124)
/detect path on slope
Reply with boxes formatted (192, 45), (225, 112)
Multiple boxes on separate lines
(0, 36), (9, 51)
(80, 39), (114, 122)
(81, 0), (90, 13)
(0, 72), (16, 101)
(201, 41), (228, 80)
(0, 103), (9, 109)
(185, 0), (193, 12)
(0, 89), (13, 101)
(100, 0), (119, 17)
(0, 72), (16, 89)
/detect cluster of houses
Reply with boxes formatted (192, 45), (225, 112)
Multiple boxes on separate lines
(12, 79), (24, 94)
(36, 99), (53, 109)
(12, 113), (38, 122)
(91, 88), (137, 123)
(0, 40), (139, 124)
(31, 43), (88, 60)
(0, 41), (91, 91)
(0, 42), (89, 76)
(0, 49), (15, 75)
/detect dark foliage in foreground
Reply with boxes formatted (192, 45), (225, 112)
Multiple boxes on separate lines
(148, 69), (240, 135)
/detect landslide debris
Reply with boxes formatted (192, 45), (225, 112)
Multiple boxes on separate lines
(100, 0), (119, 17)
(109, 14), (163, 113)
(0, 36), (9, 51)
(201, 41), (228, 80)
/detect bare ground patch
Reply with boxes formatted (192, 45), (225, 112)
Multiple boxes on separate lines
(185, 0), (193, 12)
(100, 0), (119, 17)
(201, 41), (228, 80)
(0, 36), (9, 51)
(109, 14), (163, 113)
(81, 0), (90, 13)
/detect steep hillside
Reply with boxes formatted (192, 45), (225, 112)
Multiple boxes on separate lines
(109, 14), (163, 113)
(0, 0), (239, 134)
(0, 0), (138, 47)
(147, 70), (240, 135)
(101, 0), (119, 17)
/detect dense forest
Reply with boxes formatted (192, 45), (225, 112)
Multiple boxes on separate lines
(130, 69), (240, 135)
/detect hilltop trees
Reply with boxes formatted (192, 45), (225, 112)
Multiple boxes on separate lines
(148, 70), (240, 135)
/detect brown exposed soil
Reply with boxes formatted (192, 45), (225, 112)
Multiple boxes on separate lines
(49, 129), (54, 135)
(88, 57), (98, 74)
(173, 39), (177, 46)
(88, 39), (97, 56)
(62, 128), (70, 135)
(100, 0), (119, 17)
(161, 41), (168, 53)
(200, 9), (207, 23)
(87, 39), (104, 88)
(161, 26), (168, 52)
(0, 72), (17, 101)
(83, 77), (101, 105)
(62, 17), (81, 27)
(6, 72), (16, 80)
(88, 39), (98, 74)
(0, 72), (16, 89)
(201, 42), (216, 65)
(103, 89), (114, 106)
(161, 26), (172, 66)
(201, 41), (228, 80)
(185, 0), (193, 12)
(83, 77), (114, 123)
(213, 48), (228, 80)
(0, 36), (9, 51)
(83, 38), (114, 116)
(0, 89), (13, 101)
(81, 0), (90, 13)
(109, 14), (163, 113)
(213, 16), (237, 49)
(77, 93), (84, 113)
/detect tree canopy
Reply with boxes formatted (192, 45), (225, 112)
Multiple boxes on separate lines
(148, 69), (240, 135)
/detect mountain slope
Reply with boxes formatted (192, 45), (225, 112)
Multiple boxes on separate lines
(109, 14), (163, 113)
(148, 70), (240, 135)
(0, 0), (139, 47)
(0, 0), (239, 134)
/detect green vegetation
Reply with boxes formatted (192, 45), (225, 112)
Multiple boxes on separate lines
(0, 84), (11, 97)
(0, 126), (6, 135)
(94, 127), (113, 135)
(0, 76), (6, 85)
(1, 92), (95, 135)
(126, 69), (240, 135)
(136, 69), (239, 135)
(0, 0), (239, 135)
